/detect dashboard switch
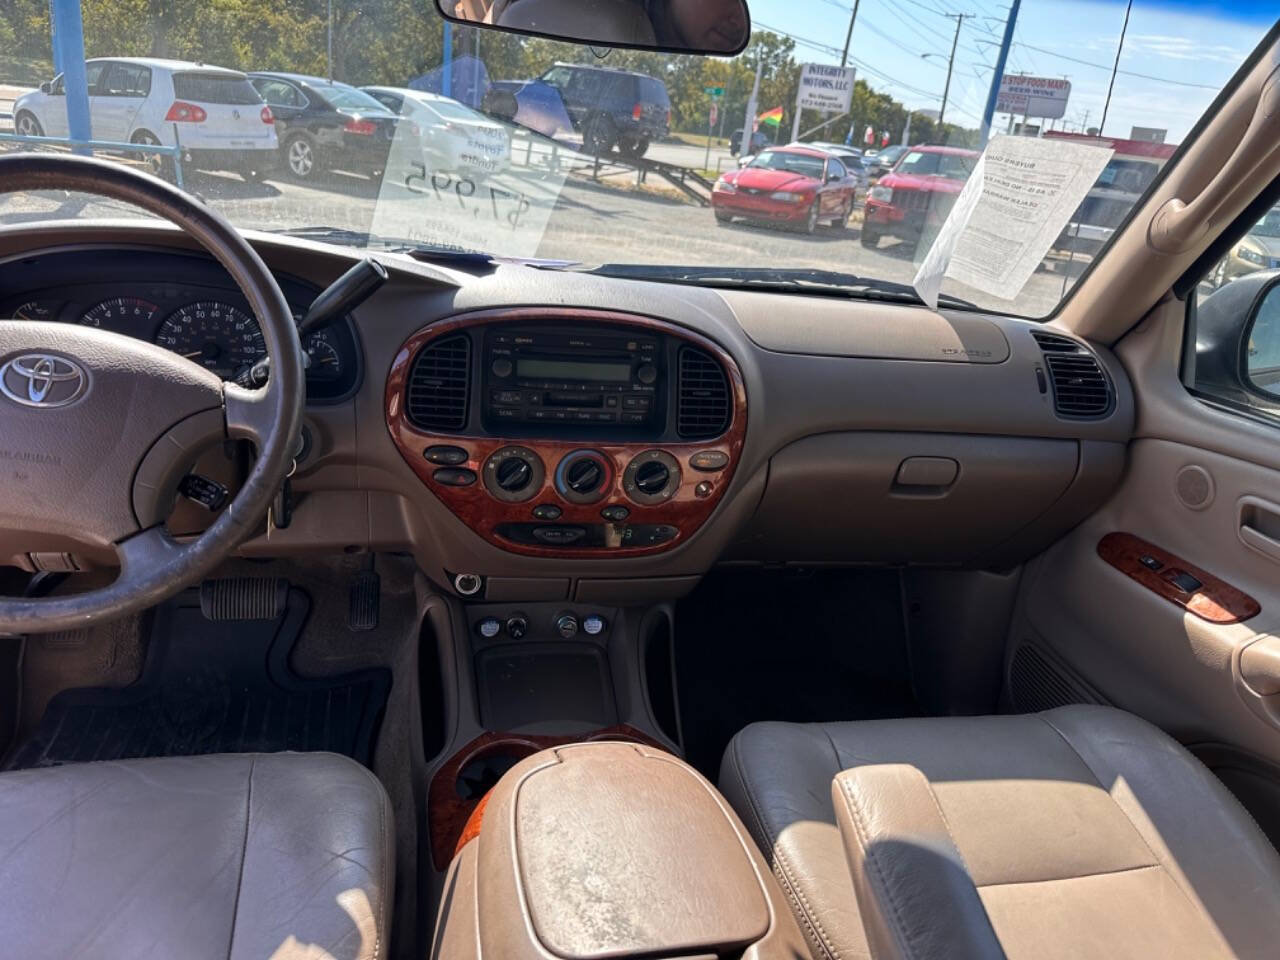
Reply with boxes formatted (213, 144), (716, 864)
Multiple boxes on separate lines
(689, 450), (729, 472)
(506, 615), (529, 639)
(555, 613), (579, 638)
(583, 614), (606, 636)
(178, 474), (230, 511)
(1168, 571), (1203, 594)
(476, 617), (502, 639)
(1139, 554), (1163, 572)
(601, 505), (630, 522)
(433, 467), (477, 487)
(532, 504), (562, 521)
(424, 445), (468, 465)
(532, 526), (586, 545)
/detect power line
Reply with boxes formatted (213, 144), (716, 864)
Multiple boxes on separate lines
(1013, 40), (1220, 89)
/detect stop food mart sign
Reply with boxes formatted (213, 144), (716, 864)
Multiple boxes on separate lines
(996, 75), (1071, 119)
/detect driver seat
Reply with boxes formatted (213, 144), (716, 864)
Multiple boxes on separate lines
(0, 752), (392, 960)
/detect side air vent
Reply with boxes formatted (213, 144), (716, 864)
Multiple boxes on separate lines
(1009, 643), (1095, 713)
(1031, 331), (1113, 418)
(406, 334), (471, 431)
(677, 346), (731, 439)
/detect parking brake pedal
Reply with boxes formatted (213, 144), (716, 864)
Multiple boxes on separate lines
(200, 577), (289, 621)
(349, 571), (380, 632)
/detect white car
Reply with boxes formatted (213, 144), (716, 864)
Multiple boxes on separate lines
(362, 85), (510, 177)
(13, 58), (278, 180)
(790, 140), (870, 193)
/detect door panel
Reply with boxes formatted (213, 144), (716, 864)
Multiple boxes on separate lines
(1010, 297), (1280, 835)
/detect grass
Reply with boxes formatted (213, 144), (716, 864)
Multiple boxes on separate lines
(670, 131), (730, 150)
(0, 55), (53, 89)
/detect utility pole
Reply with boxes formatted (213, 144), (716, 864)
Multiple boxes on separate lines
(740, 53), (763, 156)
(937, 14), (972, 127)
(327, 0), (333, 81)
(840, 0), (861, 68)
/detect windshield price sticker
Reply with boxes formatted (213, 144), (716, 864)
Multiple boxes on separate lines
(913, 135), (1113, 309)
(371, 125), (570, 258)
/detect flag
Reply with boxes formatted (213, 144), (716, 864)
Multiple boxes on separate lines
(881, 131), (890, 146)
(864, 125), (874, 145)
(758, 106), (784, 127)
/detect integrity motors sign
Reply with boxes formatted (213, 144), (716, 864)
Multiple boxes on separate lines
(996, 75), (1071, 120)
(796, 63), (856, 113)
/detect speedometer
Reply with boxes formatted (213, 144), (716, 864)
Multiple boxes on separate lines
(155, 301), (266, 379)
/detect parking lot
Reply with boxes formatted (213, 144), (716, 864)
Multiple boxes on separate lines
(0, 114), (1072, 318)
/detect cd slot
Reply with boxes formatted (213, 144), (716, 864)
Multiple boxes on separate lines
(545, 392), (604, 408)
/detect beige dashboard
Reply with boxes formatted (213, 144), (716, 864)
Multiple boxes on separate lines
(0, 222), (1135, 604)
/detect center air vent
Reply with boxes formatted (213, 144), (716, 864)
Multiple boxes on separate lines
(407, 334), (471, 431)
(677, 346), (731, 439)
(1031, 331), (1112, 419)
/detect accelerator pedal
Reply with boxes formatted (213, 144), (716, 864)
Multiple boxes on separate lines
(349, 571), (381, 632)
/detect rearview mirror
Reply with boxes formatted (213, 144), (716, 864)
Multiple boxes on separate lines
(1244, 282), (1280, 400)
(436, 0), (751, 55)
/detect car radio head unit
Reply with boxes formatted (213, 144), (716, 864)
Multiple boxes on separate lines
(483, 326), (662, 429)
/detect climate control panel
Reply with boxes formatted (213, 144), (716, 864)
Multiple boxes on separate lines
(385, 308), (747, 558)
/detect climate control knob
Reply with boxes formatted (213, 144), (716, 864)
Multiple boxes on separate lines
(482, 446), (544, 503)
(555, 450), (611, 504)
(623, 450), (681, 506)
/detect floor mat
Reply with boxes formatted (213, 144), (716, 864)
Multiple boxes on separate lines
(5, 581), (390, 771)
(674, 568), (920, 777)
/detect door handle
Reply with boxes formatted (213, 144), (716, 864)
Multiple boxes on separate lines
(1149, 62), (1280, 254)
(1239, 496), (1280, 564)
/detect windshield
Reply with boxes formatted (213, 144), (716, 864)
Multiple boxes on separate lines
(1253, 210), (1280, 239)
(0, 2), (1273, 319)
(748, 150), (825, 178)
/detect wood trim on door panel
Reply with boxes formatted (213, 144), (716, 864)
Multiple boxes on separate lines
(1097, 532), (1261, 625)
(385, 308), (748, 558)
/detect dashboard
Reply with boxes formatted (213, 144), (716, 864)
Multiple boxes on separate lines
(0, 248), (362, 402)
(0, 226), (1137, 601)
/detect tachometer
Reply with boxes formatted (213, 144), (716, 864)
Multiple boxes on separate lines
(155, 301), (266, 379)
(305, 330), (344, 381)
(82, 297), (158, 328)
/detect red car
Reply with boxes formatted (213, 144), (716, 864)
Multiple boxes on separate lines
(861, 144), (979, 249)
(711, 146), (858, 233)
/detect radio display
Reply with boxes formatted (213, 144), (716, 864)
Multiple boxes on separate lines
(516, 358), (633, 382)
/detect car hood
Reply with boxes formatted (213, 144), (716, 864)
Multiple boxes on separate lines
(729, 168), (817, 192)
(878, 172), (965, 194)
(1246, 235), (1280, 258)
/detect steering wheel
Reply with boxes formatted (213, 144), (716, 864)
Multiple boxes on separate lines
(0, 154), (304, 634)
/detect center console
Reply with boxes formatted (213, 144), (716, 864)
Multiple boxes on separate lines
(385, 308), (746, 558)
(431, 741), (808, 960)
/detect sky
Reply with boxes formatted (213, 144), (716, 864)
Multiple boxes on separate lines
(744, 0), (1276, 143)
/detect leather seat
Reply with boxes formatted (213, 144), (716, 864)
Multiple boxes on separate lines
(0, 752), (393, 960)
(720, 705), (1280, 960)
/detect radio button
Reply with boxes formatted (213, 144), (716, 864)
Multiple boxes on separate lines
(492, 357), (514, 378)
(492, 390), (523, 405)
(593, 412), (616, 422)
(621, 413), (647, 424)
(605, 396), (618, 408)
(622, 396), (651, 410)
(637, 363), (658, 385)
(493, 408), (519, 419)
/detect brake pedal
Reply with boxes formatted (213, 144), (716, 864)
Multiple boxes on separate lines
(200, 577), (289, 621)
(348, 571), (380, 632)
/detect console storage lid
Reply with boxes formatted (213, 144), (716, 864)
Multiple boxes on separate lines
(435, 741), (808, 959)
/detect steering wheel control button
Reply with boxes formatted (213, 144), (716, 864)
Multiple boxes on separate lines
(690, 450), (729, 472)
(423, 445), (468, 465)
(506, 616), (529, 639)
(433, 467), (477, 487)
(532, 526), (586, 545)
(600, 505), (630, 522)
(623, 450), (681, 505)
(555, 450), (612, 505)
(532, 504), (563, 521)
(555, 613), (580, 639)
(178, 474), (230, 511)
(483, 446), (544, 503)
(582, 614), (606, 636)
(476, 617), (502, 639)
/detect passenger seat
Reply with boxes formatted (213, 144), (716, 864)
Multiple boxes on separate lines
(720, 706), (1280, 960)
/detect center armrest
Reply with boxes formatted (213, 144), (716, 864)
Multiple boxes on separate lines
(433, 741), (808, 959)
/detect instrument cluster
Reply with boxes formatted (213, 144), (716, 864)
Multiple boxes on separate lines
(0, 250), (361, 402)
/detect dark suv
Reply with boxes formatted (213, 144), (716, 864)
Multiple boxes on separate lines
(536, 62), (670, 158)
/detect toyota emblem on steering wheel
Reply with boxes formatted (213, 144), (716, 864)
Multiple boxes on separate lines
(0, 353), (89, 408)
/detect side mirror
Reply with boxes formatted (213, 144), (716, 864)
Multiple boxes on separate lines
(737, 155), (752, 168)
(1244, 279), (1280, 401)
(39, 82), (51, 94)
(435, 0), (751, 55)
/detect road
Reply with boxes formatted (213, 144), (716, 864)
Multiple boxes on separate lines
(0, 141), (1071, 317)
